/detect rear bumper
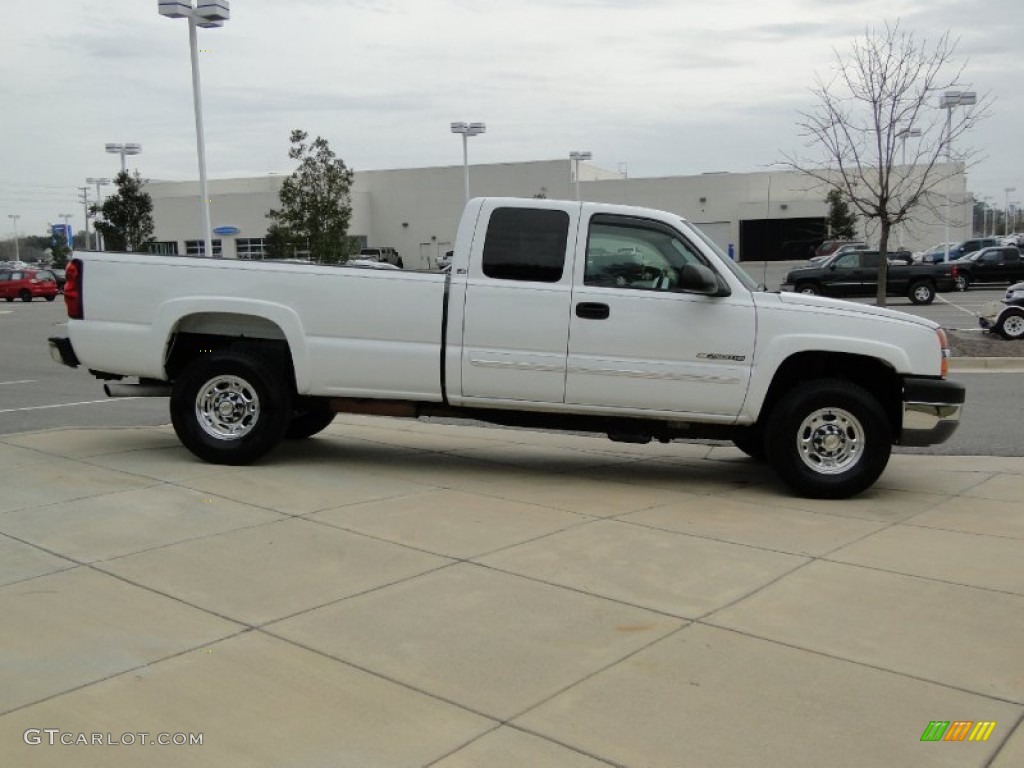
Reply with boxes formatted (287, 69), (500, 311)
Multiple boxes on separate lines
(900, 378), (965, 447)
(48, 336), (80, 368)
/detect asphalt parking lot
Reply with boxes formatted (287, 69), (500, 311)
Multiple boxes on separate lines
(1, 269), (1022, 766)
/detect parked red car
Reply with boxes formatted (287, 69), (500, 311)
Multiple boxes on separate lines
(0, 268), (59, 302)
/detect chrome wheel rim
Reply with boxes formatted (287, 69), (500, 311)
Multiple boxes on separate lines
(796, 407), (864, 474)
(955, 276), (967, 291)
(195, 375), (260, 441)
(913, 285), (931, 302)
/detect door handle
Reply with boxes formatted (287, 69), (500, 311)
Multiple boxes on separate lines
(576, 302), (610, 320)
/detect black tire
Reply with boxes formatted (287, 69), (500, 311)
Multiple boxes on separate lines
(765, 379), (891, 499)
(3, 297), (12, 302)
(45, 295), (56, 302)
(170, 350), (292, 465)
(286, 397), (336, 439)
(908, 281), (935, 305)
(731, 426), (766, 460)
(954, 274), (969, 292)
(995, 308), (1024, 340)
(796, 283), (821, 296)
(396, 258), (404, 269)
(19, 290), (32, 302)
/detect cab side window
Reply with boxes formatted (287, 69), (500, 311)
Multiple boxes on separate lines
(482, 207), (569, 283)
(584, 215), (705, 291)
(833, 253), (859, 269)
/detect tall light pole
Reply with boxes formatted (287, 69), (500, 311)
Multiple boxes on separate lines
(106, 142), (142, 173)
(569, 151), (592, 201)
(77, 187), (91, 250)
(896, 127), (921, 247)
(1005, 187), (1017, 236)
(7, 214), (20, 261)
(160, 0), (231, 258)
(897, 126), (921, 168)
(450, 121), (486, 202)
(86, 177), (111, 251)
(939, 90), (976, 262)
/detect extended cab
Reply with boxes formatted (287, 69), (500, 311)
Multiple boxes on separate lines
(49, 197), (965, 499)
(781, 249), (958, 304)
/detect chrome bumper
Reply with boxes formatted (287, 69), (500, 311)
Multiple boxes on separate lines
(900, 378), (965, 447)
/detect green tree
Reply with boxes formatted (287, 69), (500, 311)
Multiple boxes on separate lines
(91, 170), (155, 252)
(784, 23), (988, 305)
(826, 188), (858, 239)
(267, 129), (354, 264)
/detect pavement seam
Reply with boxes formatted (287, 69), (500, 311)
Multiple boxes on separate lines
(0, 628), (254, 718)
(695, 621), (1024, 708)
(984, 710), (1024, 768)
(813, 556), (1024, 598)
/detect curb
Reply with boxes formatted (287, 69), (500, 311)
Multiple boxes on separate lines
(949, 357), (1024, 372)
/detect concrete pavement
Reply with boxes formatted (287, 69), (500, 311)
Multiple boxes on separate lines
(1, 415), (1022, 767)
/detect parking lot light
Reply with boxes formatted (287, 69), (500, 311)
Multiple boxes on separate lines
(450, 121), (486, 202)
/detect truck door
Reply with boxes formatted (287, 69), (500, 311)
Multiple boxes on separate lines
(565, 213), (755, 417)
(457, 201), (578, 404)
(830, 251), (869, 295)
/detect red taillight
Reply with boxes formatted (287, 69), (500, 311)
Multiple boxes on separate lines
(64, 259), (83, 319)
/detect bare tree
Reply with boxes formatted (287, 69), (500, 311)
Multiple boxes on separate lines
(784, 23), (988, 305)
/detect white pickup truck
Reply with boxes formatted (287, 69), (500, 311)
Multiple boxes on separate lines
(49, 197), (964, 499)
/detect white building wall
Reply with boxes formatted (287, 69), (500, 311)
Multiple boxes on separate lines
(148, 160), (969, 266)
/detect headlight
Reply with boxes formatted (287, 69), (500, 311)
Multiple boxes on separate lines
(1005, 289), (1024, 301)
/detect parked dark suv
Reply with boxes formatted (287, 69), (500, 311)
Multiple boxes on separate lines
(919, 237), (999, 264)
(953, 246), (1024, 291)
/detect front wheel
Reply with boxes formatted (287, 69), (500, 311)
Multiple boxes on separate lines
(995, 309), (1024, 340)
(45, 295), (56, 302)
(19, 290), (31, 302)
(908, 281), (935, 305)
(765, 379), (891, 499)
(170, 350), (292, 465)
(797, 283), (821, 296)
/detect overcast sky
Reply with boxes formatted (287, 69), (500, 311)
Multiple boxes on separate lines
(2, 0), (1021, 238)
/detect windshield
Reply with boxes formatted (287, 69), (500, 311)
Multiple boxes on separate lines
(681, 221), (761, 291)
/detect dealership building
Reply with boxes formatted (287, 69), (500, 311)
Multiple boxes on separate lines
(147, 160), (971, 269)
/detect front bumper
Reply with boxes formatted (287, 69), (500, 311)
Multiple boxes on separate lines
(900, 377), (965, 447)
(48, 336), (80, 368)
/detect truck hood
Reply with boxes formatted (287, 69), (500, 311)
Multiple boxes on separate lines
(761, 291), (938, 330)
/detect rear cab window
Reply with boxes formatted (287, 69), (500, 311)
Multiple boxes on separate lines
(481, 207), (569, 283)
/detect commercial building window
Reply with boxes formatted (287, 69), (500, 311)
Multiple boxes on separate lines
(481, 207), (569, 283)
(236, 238), (267, 260)
(185, 239), (222, 257)
(147, 241), (179, 256)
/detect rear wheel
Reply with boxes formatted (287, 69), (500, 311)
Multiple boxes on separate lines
(954, 274), (969, 292)
(766, 379), (891, 499)
(170, 350), (292, 465)
(19, 290), (31, 302)
(995, 309), (1024, 340)
(908, 281), (935, 305)
(286, 397), (336, 439)
(45, 295), (56, 302)
(3, 297), (12, 302)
